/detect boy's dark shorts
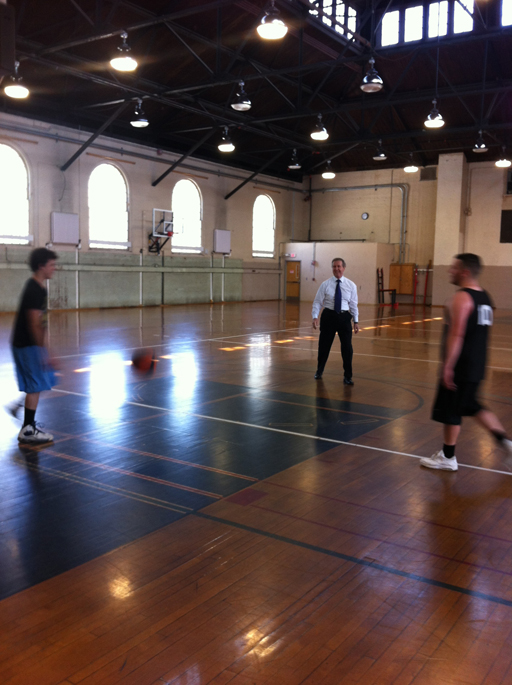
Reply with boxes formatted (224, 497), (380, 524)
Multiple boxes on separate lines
(431, 381), (483, 426)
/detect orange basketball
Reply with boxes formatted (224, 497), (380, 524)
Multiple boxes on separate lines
(131, 348), (155, 374)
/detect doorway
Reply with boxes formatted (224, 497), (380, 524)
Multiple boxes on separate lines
(285, 261), (301, 300)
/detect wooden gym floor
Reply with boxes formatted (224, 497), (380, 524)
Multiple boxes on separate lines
(1, 300), (512, 684)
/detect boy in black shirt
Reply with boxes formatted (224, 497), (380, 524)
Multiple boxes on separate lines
(421, 253), (512, 471)
(11, 248), (57, 444)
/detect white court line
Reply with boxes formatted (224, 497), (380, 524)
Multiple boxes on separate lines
(52, 313), (414, 361)
(51, 388), (512, 477)
(356, 336), (512, 353)
(210, 340), (512, 372)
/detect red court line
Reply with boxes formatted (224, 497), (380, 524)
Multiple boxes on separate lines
(265, 480), (512, 546)
(41, 450), (223, 499)
(248, 502), (512, 579)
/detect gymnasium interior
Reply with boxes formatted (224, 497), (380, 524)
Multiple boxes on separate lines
(1, 0), (512, 682)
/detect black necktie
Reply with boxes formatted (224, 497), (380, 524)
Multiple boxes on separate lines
(334, 279), (341, 313)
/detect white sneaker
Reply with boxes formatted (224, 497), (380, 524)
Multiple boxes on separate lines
(420, 450), (458, 471)
(18, 423), (54, 444)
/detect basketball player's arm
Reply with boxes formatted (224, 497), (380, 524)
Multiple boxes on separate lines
(27, 309), (46, 347)
(443, 291), (473, 390)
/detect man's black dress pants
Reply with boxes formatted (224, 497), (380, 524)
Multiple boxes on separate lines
(317, 308), (353, 379)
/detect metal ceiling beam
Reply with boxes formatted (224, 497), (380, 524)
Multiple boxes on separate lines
(164, 24), (214, 76)
(152, 128), (217, 186)
(224, 149), (286, 199)
(60, 100), (131, 170)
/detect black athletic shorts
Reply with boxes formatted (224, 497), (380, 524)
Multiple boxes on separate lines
(431, 382), (483, 426)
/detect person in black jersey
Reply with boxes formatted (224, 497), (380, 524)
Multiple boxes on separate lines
(10, 248), (58, 444)
(421, 253), (512, 471)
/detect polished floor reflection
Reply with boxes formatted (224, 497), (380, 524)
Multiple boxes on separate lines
(1, 301), (512, 684)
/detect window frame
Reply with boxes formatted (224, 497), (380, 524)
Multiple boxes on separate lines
(252, 194), (276, 259)
(0, 143), (32, 246)
(170, 178), (203, 254)
(308, 0), (358, 37)
(88, 162), (130, 251)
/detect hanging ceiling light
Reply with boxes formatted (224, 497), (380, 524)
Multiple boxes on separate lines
(231, 81), (251, 112)
(360, 57), (383, 94)
(218, 126), (235, 152)
(288, 149), (301, 171)
(373, 140), (387, 161)
(404, 154), (418, 173)
(257, 0), (288, 40)
(473, 130), (488, 153)
(424, 98), (445, 128)
(110, 32), (138, 72)
(322, 160), (335, 180)
(130, 99), (149, 128)
(496, 146), (511, 168)
(310, 114), (329, 141)
(3, 61), (30, 99)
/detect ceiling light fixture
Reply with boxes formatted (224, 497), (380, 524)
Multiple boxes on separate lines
(404, 154), (418, 173)
(257, 0), (288, 40)
(218, 126), (235, 152)
(373, 139), (387, 161)
(310, 114), (329, 141)
(231, 81), (251, 112)
(110, 32), (138, 72)
(3, 61), (30, 99)
(130, 99), (149, 128)
(288, 149), (301, 170)
(322, 160), (335, 179)
(473, 130), (487, 153)
(360, 57), (383, 93)
(495, 146), (511, 168)
(424, 98), (445, 128)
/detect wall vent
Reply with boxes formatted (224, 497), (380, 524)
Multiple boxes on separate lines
(420, 167), (437, 181)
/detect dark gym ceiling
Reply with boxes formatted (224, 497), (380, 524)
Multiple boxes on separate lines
(1, 0), (511, 182)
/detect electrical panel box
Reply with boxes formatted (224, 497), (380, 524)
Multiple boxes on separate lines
(51, 212), (80, 245)
(213, 229), (231, 254)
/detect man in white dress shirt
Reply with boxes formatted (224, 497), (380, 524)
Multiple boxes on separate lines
(312, 258), (359, 383)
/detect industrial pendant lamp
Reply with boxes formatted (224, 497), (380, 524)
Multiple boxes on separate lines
(110, 32), (138, 72)
(360, 58), (383, 94)
(495, 146), (511, 168)
(3, 61), (30, 99)
(130, 99), (149, 128)
(425, 40), (444, 128)
(424, 98), (444, 128)
(257, 0), (288, 40)
(404, 154), (418, 173)
(473, 130), (487, 153)
(373, 140), (387, 161)
(322, 160), (335, 179)
(288, 149), (301, 170)
(218, 126), (235, 152)
(310, 114), (329, 141)
(231, 81), (251, 112)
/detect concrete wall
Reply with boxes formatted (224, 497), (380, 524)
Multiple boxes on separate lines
(0, 113), (308, 311)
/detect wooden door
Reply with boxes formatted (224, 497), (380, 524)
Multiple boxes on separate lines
(389, 263), (415, 294)
(286, 261), (300, 299)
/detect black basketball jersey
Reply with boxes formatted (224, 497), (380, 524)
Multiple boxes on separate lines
(443, 288), (493, 383)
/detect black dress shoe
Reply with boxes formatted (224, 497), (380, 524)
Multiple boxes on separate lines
(343, 377), (354, 385)
(314, 371), (323, 379)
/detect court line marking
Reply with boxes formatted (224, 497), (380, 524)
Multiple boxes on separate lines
(210, 341), (512, 372)
(14, 456), (192, 513)
(194, 511), (512, 608)
(51, 388), (512, 477)
(38, 449), (223, 499)
(247, 501), (512, 579)
(50, 314), (415, 360)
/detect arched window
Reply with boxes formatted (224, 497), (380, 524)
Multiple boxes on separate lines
(88, 164), (129, 249)
(252, 195), (275, 258)
(0, 144), (30, 245)
(171, 179), (202, 253)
